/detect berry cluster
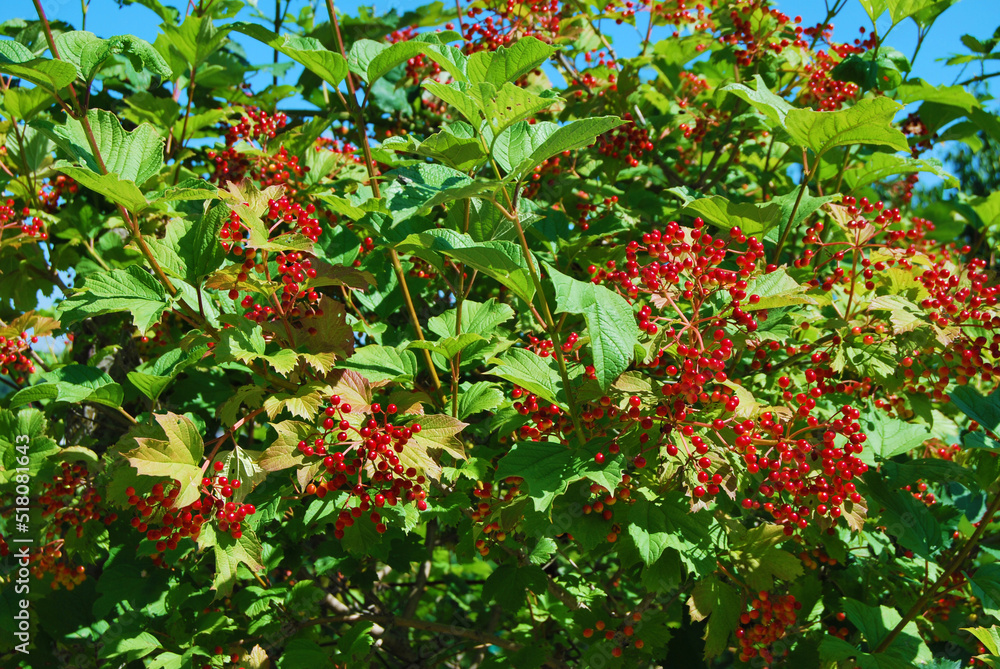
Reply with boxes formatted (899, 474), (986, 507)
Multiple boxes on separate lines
(39, 462), (116, 540)
(735, 592), (799, 664)
(573, 191), (618, 231)
(299, 395), (428, 537)
(125, 468), (256, 562)
(8, 462), (116, 590)
(581, 476), (633, 544)
(798, 546), (838, 570)
(0, 329), (39, 383)
(581, 611), (646, 657)
(721, 5), (802, 67)
(388, 25), (446, 84)
(737, 405), (868, 535)
(459, 0), (561, 55)
(38, 174), (78, 213)
(0, 198), (47, 242)
(30, 542), (87, 590)
(471, 476), (523, 555)
(596, 112), (653, 168)
(797, 26), (870, 110)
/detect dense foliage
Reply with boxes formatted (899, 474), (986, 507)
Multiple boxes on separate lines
(3, 0), (1000, 667)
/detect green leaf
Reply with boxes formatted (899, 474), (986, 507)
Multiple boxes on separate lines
(58, 265), (168, 334)
(625, 496), (681, 565)
(158, 15), (230, 68)
(897, 79), (980, 113)
(488, 348), (568, 408)
(145, 206), (228, 283)
(346, 39), (388, 79)
(9, 365), (123, 408)
(127, 345), (207, 401)
(845, 600), (904, 650)
(339, 344), (418, 383)
(785, 97), (910, 158)
(397, 228), (536, 304)
(408, 333), (485, 359)
(467, 36), (556, 85)
(687, 576), (741, 658)
(860, 405), (930, 464)
(381, 164), (481, 222)
(366, 37), (467, 84)
(970, 564), (1000, 620)
(831, 48), (911, 92)
(122, 412), (205, 508)
(98, 631), (160, 661)
(964, 627), (1000, 655)
(335, 621), (375, 662)
(483, 83), (559, 138)
(546, 263), (639, 391)
(416, 122), (488, 172)
(405, 412), (468, 464)
(845, 152), (957, 191)
(951, 386), (1000, 434)
(52, 163), (147, 212)
(54, 31), (171, 82)
(494, 439), (616, 511)
(727, 523), (804, 589)
(492, 116), (624, 179)
(202, 523), (265, 598)
(456, 382), (505, 419)
(422, 80), (484, 128)
(428, 299), (515, 339)
(483, 563), (547, 610)
(863, 475), (942, 558)
(858, 0), (889, 21)
(683, 195), (782, 236)
(259, 420), (314, 477)
(427, 298), (515, 365)
(721, 74), (795, 126)
(0, 38), (78, 92)
(37, 108), (164, 184)
(2, 86), (55, 120)
(230, 22), (347, 87)
(887, 0), (957, 25)
(215, 319), (266, 367)
(744, 268), (812, 310)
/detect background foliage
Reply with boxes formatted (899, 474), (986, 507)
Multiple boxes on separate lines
(3, 0), (1000, 667)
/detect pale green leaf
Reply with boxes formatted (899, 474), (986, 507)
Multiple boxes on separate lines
(396, 228), (536, 304)
(230, 22), (347, 86)
(722, 74), (795, 126)
(546, 263), (639, 391)
(488, 348), (568, 408)
(366, 38), (467, 84)
(55, 31), (171, 82)
(785, 97), (909, 158)
(493, 116), (624, 179)
(467, 36), (556, 85)
(683, 195), (782, 236)
(58, 265), (168, 334)
(53, 163), (147, 212)
(10, 365), (123, 409)
(0, 38), (78, 92)
(38, 108), (164, 184)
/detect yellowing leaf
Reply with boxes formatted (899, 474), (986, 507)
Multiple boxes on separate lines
(123, 412), (205, 508)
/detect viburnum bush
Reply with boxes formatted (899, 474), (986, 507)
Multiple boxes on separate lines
(4, 0), (1000, 666)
